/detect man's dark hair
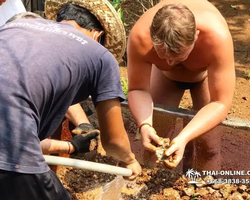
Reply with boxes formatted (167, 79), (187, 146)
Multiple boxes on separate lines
(57, 3), (105, 45)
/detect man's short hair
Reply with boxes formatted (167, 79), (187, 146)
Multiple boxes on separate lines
(150, 4), (196, 54)
(6, 12), (43, 23)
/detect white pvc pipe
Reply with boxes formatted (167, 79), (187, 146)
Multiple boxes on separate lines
(44, 155), (132, 177)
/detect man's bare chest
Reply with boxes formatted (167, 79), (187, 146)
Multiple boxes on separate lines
(150, 51), (209, 82)
(149, 42), (210, 72)
(154, 59), (208, 73)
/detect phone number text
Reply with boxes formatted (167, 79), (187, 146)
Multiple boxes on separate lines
(207, 179), (250, 184)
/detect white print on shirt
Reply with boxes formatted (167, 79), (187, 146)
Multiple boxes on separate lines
(5, 22), (88, 45)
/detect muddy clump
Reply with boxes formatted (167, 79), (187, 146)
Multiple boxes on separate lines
(155, 138), (176, 169)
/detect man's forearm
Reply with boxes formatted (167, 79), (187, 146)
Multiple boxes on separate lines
(96, 99), (138, 165)
(40, 139), (75, 154)
(177, 101), (228, 143)
(65, 103), (90, 126)
(101, 132), (136, 164)
(128, 90), (154, 126)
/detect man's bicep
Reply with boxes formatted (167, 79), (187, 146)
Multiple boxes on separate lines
(127, 52), (152, 91)
(208, 37), (235, 105)
(127, 32), (152, 91)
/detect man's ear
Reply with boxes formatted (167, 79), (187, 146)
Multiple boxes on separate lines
(195, 30), (200, 41)
(95, 30), (104, 42)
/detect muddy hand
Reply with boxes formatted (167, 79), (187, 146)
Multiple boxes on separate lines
(119, 159), (142, 181)
(140, 126), (162, 152)
(161, 138), (186, 170)
(156, 150), (179, 170)
(69, 124), (100, 154)
(160, 155), (178, 170)
(72, 123), (98, 135)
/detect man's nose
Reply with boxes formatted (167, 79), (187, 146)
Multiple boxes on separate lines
(167, 59), (175, 66)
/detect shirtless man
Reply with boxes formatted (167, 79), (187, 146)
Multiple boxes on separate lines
(127, 0), (235, 170)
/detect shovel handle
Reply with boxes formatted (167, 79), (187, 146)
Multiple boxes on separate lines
(44, 155), (132, 177)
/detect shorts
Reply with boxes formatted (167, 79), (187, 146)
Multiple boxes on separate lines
(0, 169), (71, 200)
(174, 80), (198, 90)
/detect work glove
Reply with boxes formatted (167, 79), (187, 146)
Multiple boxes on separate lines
(69, 123), (100, 154)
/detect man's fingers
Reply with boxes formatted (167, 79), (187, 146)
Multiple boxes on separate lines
(165, 143), (177, 156)
(163, 159), (177, 169)
(141, 127), (162, 152)
(156, 156), (179, 170)
(123, 174), (137, 181)
(142, 140), (156, 152)
(72, 123), (97, 135)
(85, 131), (100, 140)
(172, 154), (182, 166)
(162, 162), (174, 170)
(71, 129), (82, 135)
(82, 129), (100, 137)
(89, 131), (100, 139)
(156, 160), (174, 170)
(150, 133), (162, 146)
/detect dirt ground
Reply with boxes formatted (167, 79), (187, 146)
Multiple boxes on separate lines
(56, 0), (250, 199)
(209, 0), (250, 120)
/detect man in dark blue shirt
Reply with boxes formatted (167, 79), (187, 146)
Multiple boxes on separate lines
(0, 2), (141, 199)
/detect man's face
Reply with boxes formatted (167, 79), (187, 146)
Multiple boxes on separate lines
(154, 43), (195, 66)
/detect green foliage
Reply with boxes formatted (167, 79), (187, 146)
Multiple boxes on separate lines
(111, 0), (124, 22)
(121, 77), (128, 99)
(245, 71), (250, 81)
(111, 0), (122, 10)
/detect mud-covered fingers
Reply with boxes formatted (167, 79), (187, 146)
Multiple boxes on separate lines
(84, 131), (100, 151)
(158, 161), (174, 170)
(125, 173), (138, 181)
(96, 136), (106, 156)
(150, 130), (163, 146)
(155, 157), (177, 170)
(162, 149), (182, 170)
(83, 130), (100, 138)
(89, 138), (98, 151)
(72, 123), (99, 135)
(142, 136), (158, 152)
(162, 159), (178, 169)
(164, 141), (179, 157)
(140, 126), (161, 152)
(144, 143), (157, 152)
(123, 169), (140, 181)
(146, 130), (162, 151)
(121, 162), (142, 181)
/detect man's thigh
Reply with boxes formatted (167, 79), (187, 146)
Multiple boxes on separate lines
(150, 65), (185, 107)
(190, 77), (210, 110)
(0, 169), (71, 200)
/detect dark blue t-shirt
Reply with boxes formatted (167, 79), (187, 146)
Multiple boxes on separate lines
(0, 18), (125, 173)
